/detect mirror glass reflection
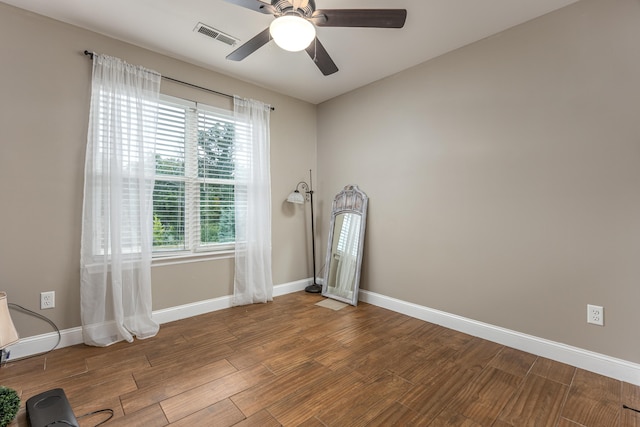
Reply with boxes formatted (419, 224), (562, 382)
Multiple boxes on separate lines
(325, 213), (361, 301)
(322, 185), (368, 306)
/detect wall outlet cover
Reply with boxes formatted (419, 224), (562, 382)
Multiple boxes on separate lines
(587, 304), (604, 326)
(41, 291), (55, 310)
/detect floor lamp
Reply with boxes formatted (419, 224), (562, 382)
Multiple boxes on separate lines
(287, 170), (322, 293)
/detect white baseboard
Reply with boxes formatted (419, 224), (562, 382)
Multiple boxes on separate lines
(359, 289), (640, 386)
(7, 279), (311, 362)
(9, 280), (639, 386)
(7, 326), (84, 361)
(151, 278), (310, 324)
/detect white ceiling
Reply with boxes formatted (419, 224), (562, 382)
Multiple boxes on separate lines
(4, 0), (580, 104)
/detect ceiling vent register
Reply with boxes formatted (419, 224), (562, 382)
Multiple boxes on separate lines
(194, 22), (239, 46)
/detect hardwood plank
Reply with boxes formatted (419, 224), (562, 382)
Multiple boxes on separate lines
(350, 339), (424, 378)
(364, 401), (420, 427)
(84, 334), (186, 371)
(556, 417), (586, 426)
(311, 340), (358, 370)
(173, 317), (236, 344)
(430, 326), (476, 351)
(496, 371), (568, 426)
(258, 335), (319, 374)
(569, 368), (621, 402)
(42, 351), (88, 378)
(132, 348), (230, 389)
(231, 361), (328, 417)
(489, 347), (537, 378)
(529, 357), (576, 385)
(231, 409), (281, 427)
(622, 409), (640, 427)
(624, 382), (640, 408)
(167, 398), (245, 427)
(225, 345), (271, 371)
(2, 352), (89, 393)
(160, 363), (273, 423)
(75, 396), (125, 427)
(562, 397), (620, 426)
(399, 363), (481, 421)
(295, 416), (326, 427)
(121, 358), (237, 414)
(146, 341), (235, 369)
(299, 310), (361, 342)
(450, 337), (504, 371)
(395, 343), (461, 385)
(229, 322), (304, 352)
(428, 409), (484, 426)
(400, 318), (450, 346)
(315, 371), (413, 426)
(327, 323), (383, 347)
(0, 355), (46, 383)
(623, 383), (640, 427)
(446, 366), (523, 425)
(266, 368), (365, 426)
(393, 317), (440, 344)
(562, 369), (621, 426)
(99, 404), (168, 427)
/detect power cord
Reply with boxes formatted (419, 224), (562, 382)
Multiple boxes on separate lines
(78, 408), (115, 426)
(43, 409), (114, 427)
(5, 302), (61, 364)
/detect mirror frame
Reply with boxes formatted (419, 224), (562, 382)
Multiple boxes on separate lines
(322, 185), (368, 306)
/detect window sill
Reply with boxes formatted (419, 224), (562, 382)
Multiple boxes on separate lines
(152, 250), (235, 267)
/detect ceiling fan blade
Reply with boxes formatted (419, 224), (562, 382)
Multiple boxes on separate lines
(305, 38), (338, 76)
(311, 9), (407, 28)
(223, 0), (277, 15)
(226, 28), (271, 61)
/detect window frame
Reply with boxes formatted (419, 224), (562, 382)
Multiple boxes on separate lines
(151, 94), (239, 263)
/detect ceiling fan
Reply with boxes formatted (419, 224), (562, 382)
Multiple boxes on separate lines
(224, 0), (407, 76)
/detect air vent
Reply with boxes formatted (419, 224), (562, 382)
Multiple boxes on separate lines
(194, 22), (239, 46)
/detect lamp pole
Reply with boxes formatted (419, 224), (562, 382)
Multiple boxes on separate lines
(305, 169), (321, 293)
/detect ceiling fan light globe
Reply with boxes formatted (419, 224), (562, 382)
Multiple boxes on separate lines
(269, 15), (316, 52)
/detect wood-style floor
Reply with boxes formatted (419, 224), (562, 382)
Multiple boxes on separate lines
(2, 291), (640, 426)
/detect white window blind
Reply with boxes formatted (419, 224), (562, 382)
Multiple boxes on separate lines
(153, 96), (244, 255)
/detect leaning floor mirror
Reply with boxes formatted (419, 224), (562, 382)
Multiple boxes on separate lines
(322, 185), (368, 306)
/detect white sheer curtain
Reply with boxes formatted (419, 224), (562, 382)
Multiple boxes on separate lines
(80, 54), (160, 346)
(233, 96), (273, 305)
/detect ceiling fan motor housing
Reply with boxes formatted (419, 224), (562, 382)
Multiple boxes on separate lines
(272, 0), (315, 17)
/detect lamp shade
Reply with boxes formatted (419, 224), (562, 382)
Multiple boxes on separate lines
(0, 292), (19, 349)
(287, 190), (305, 204)
(269, 15), (316, 52)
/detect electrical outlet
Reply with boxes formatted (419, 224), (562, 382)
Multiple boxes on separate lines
(41, 291), (55, 309)
(587, 304), (604, 326)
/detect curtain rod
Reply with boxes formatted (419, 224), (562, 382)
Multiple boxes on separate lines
(83, 50), (274, 111)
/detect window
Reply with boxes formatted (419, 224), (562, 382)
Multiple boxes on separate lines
(153, 96), (243, 256)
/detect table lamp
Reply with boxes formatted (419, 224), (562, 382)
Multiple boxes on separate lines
(0, 291), (19, 365)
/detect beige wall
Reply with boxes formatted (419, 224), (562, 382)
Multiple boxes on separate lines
(317, 0), (640, 363)
(4, 0), (640, 367)
(0, 3), (317, 336)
